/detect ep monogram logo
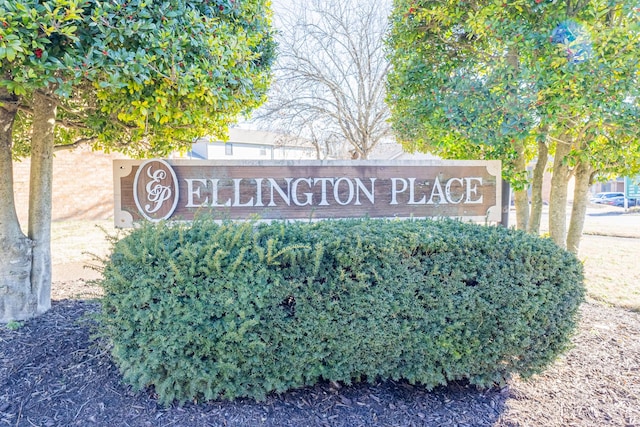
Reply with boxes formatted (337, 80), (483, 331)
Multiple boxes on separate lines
(133, 159), (180, 222)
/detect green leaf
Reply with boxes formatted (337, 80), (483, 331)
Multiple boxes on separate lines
(5, 47), (15, 61)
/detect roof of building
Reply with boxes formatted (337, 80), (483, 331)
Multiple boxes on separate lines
(196, 128), (315, 149)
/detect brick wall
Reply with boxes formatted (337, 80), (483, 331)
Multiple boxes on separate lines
(12, 147), (129, 223)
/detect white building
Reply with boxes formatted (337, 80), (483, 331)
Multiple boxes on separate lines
(179, 128), (319, 161)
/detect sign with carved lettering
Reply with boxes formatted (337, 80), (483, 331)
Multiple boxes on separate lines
(114, 160), (501, 228)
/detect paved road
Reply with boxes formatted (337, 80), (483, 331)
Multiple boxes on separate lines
(511, 205), (640, 238)
(582, 206), (640, 238)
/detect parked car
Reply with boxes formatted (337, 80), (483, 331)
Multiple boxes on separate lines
(604, 196), (639, 207)
(590, 192), (625, 204)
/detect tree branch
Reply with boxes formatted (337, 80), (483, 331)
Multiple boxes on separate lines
(53, 137), (97, 152)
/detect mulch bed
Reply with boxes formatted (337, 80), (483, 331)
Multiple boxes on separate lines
(1, 299), (639, 427)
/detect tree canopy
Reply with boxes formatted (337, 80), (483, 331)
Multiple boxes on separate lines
(386, 0), (640, 249)
(2, 0), (275, 157)
(0, 0), (274, 322)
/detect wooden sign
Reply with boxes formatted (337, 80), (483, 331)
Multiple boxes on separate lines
(114, 160), (501, 227)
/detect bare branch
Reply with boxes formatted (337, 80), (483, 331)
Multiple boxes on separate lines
(252, 0), (393, 159)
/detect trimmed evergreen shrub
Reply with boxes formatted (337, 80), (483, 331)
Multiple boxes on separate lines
(97, 218), (584, 405)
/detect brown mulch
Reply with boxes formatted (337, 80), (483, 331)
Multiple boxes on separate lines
(1, 298), (639, 427)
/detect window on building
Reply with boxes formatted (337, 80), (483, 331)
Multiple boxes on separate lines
(260, 147), (267, 156)
(225, 143), (233, 156)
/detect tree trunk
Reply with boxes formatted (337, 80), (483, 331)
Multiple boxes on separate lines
(527, 139), (548, 235)
(548, 137), (573, 248)
(504, 47), (529, 231)
(512, 139), (529, 231)
(313, 141), (322, 160)
(566, 160), (593, 254)
(0, 88), (34, 322)
(27, 89), (58, 318)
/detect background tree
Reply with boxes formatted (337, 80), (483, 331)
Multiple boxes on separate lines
(386, 0), (640, 251)
(0, 0), (274, 322)
(251, 0), (392, 159)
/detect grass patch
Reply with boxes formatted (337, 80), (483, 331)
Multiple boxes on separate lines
(51, 220), (117, 265)
(579, 235), (640, 312)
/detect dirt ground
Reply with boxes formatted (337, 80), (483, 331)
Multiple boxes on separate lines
(2, 298), (638, 426)
(2, 213), (640, 426)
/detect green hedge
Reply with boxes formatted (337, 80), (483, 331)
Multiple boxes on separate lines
(98, 218), (584, 404)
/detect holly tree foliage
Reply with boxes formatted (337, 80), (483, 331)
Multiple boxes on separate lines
(0, 0), (275, 157)
(386, 0), (640, 180)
